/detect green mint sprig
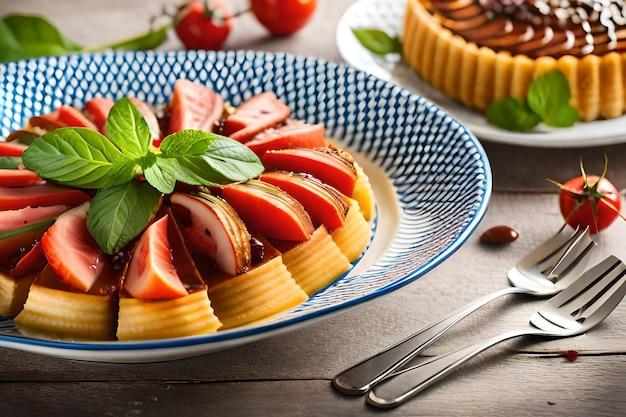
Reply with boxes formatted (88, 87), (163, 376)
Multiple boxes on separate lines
(22, 97), (264, 255)
(487, 70), (580, 132)
(351, 28), (402, 56)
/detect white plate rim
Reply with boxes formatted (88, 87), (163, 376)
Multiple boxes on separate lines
(336, 0), (626, 148)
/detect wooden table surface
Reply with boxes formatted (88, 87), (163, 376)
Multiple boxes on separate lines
(1, 1), (626, 416)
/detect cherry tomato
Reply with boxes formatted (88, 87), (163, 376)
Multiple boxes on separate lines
(558, 174), (622, 234)
(175, 0), (232, 50)
(251, 0), (317, 36)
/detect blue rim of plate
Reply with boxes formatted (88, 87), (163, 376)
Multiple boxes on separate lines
(0, 50), (492, 359)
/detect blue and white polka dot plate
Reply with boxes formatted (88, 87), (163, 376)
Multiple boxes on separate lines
(0, 50), (491, 362)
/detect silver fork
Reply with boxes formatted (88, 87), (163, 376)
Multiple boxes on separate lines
(333, 226), (595, 395)
(368, 255), (626, 408)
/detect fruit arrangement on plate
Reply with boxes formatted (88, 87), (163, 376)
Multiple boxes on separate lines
(0, 79), (374, 342)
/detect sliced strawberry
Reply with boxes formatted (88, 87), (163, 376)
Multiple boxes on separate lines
(220, 179), (314, 241)
(260, 171), (348, 230)
(11, 240), (46, 277)
(57, 104), (99, 130)
(245, 119), (326, 157)
(166, 79), (225, 136)
(83, 97), (115, 134)
(0, 141), (28, 157)
(0, 184), (90, 211)
(262, 146), (358, 196)
(170, 192), (252, 276)
(0, 204), (71, 232)
(124, 215), (188, 299)
(0, 169), (45, 187)
(221, 92), (291, 142)
(41, 202), (108, 292)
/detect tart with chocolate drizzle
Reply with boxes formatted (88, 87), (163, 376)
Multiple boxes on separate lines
(402, 0), (626, 121)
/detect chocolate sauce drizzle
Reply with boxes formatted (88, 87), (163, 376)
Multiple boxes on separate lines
(428, 0), (626, 57)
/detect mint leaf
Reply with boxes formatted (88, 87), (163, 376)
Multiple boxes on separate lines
(0, 14), (84, 63)
(87, 180), (161, 254)
(159, 130), (264, 185)
(143, 158), (177, 194)
(22, 127), (137, 188)
(0, 156), (22, 169)
(105, 98), (152, 159)
(527, 70), (580, 127)
(486, 97), (542, 132)
(351, 28), (402, 56)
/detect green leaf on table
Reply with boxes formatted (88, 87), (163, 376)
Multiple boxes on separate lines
(89, 23), (170, 52)
(105, 97), (152, 159)
(86, 180), (161, 255)
(0, 14), (84, 63)
(21, 127), (137, 188)
(486, 96), (543, 132)
(351, 28), (402, 56)
(527, 70), (580, 128)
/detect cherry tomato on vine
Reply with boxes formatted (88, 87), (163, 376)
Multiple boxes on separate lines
(251, 0), (317, 36)
(556, 158), (623, 234)
(175, 0), (232, 50)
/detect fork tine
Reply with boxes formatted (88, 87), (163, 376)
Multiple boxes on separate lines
(538, 255), (626, 330)
(544, 226), (594, 279)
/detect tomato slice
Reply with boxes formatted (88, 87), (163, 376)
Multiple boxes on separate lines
(41, 203), (107, 292)
(57, 105), (99, 130)
(0, 141), (28, 157)
(220, 180), (314, 241)
(0, 169), (45, 187)
(83, 97), (115, 134)
(124, 215), (189, 299)
(166, 79), (225, 136)
(245, 120), (326, 157)
(262, 147), (358, 196)
(0, 184), (91, 211)
(220, 92), (291, 142)
(260, 171), (347, 230)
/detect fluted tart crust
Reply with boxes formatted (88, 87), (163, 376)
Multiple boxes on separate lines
(402, 0), (626, 121)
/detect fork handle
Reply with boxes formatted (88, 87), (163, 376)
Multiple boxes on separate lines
(332, 286), (526, 395)
(367, 329), (534, 408)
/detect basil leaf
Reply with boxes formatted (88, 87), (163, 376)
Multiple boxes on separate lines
(143, 158), (177, 194)
(87, 180), (161, 255)
(0, 14), (84, 63)
(22, 127), (136, 188)
(89, 24), (170, 52)
(543, 105), (580, 128)
(486, 96), (542, 132)
(528, 70), (579, 128)
(105, 98), (152, 159)
(351, 28), (402, 56)
(0, 156), (22, 169)
(159, 130), (263, 184)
